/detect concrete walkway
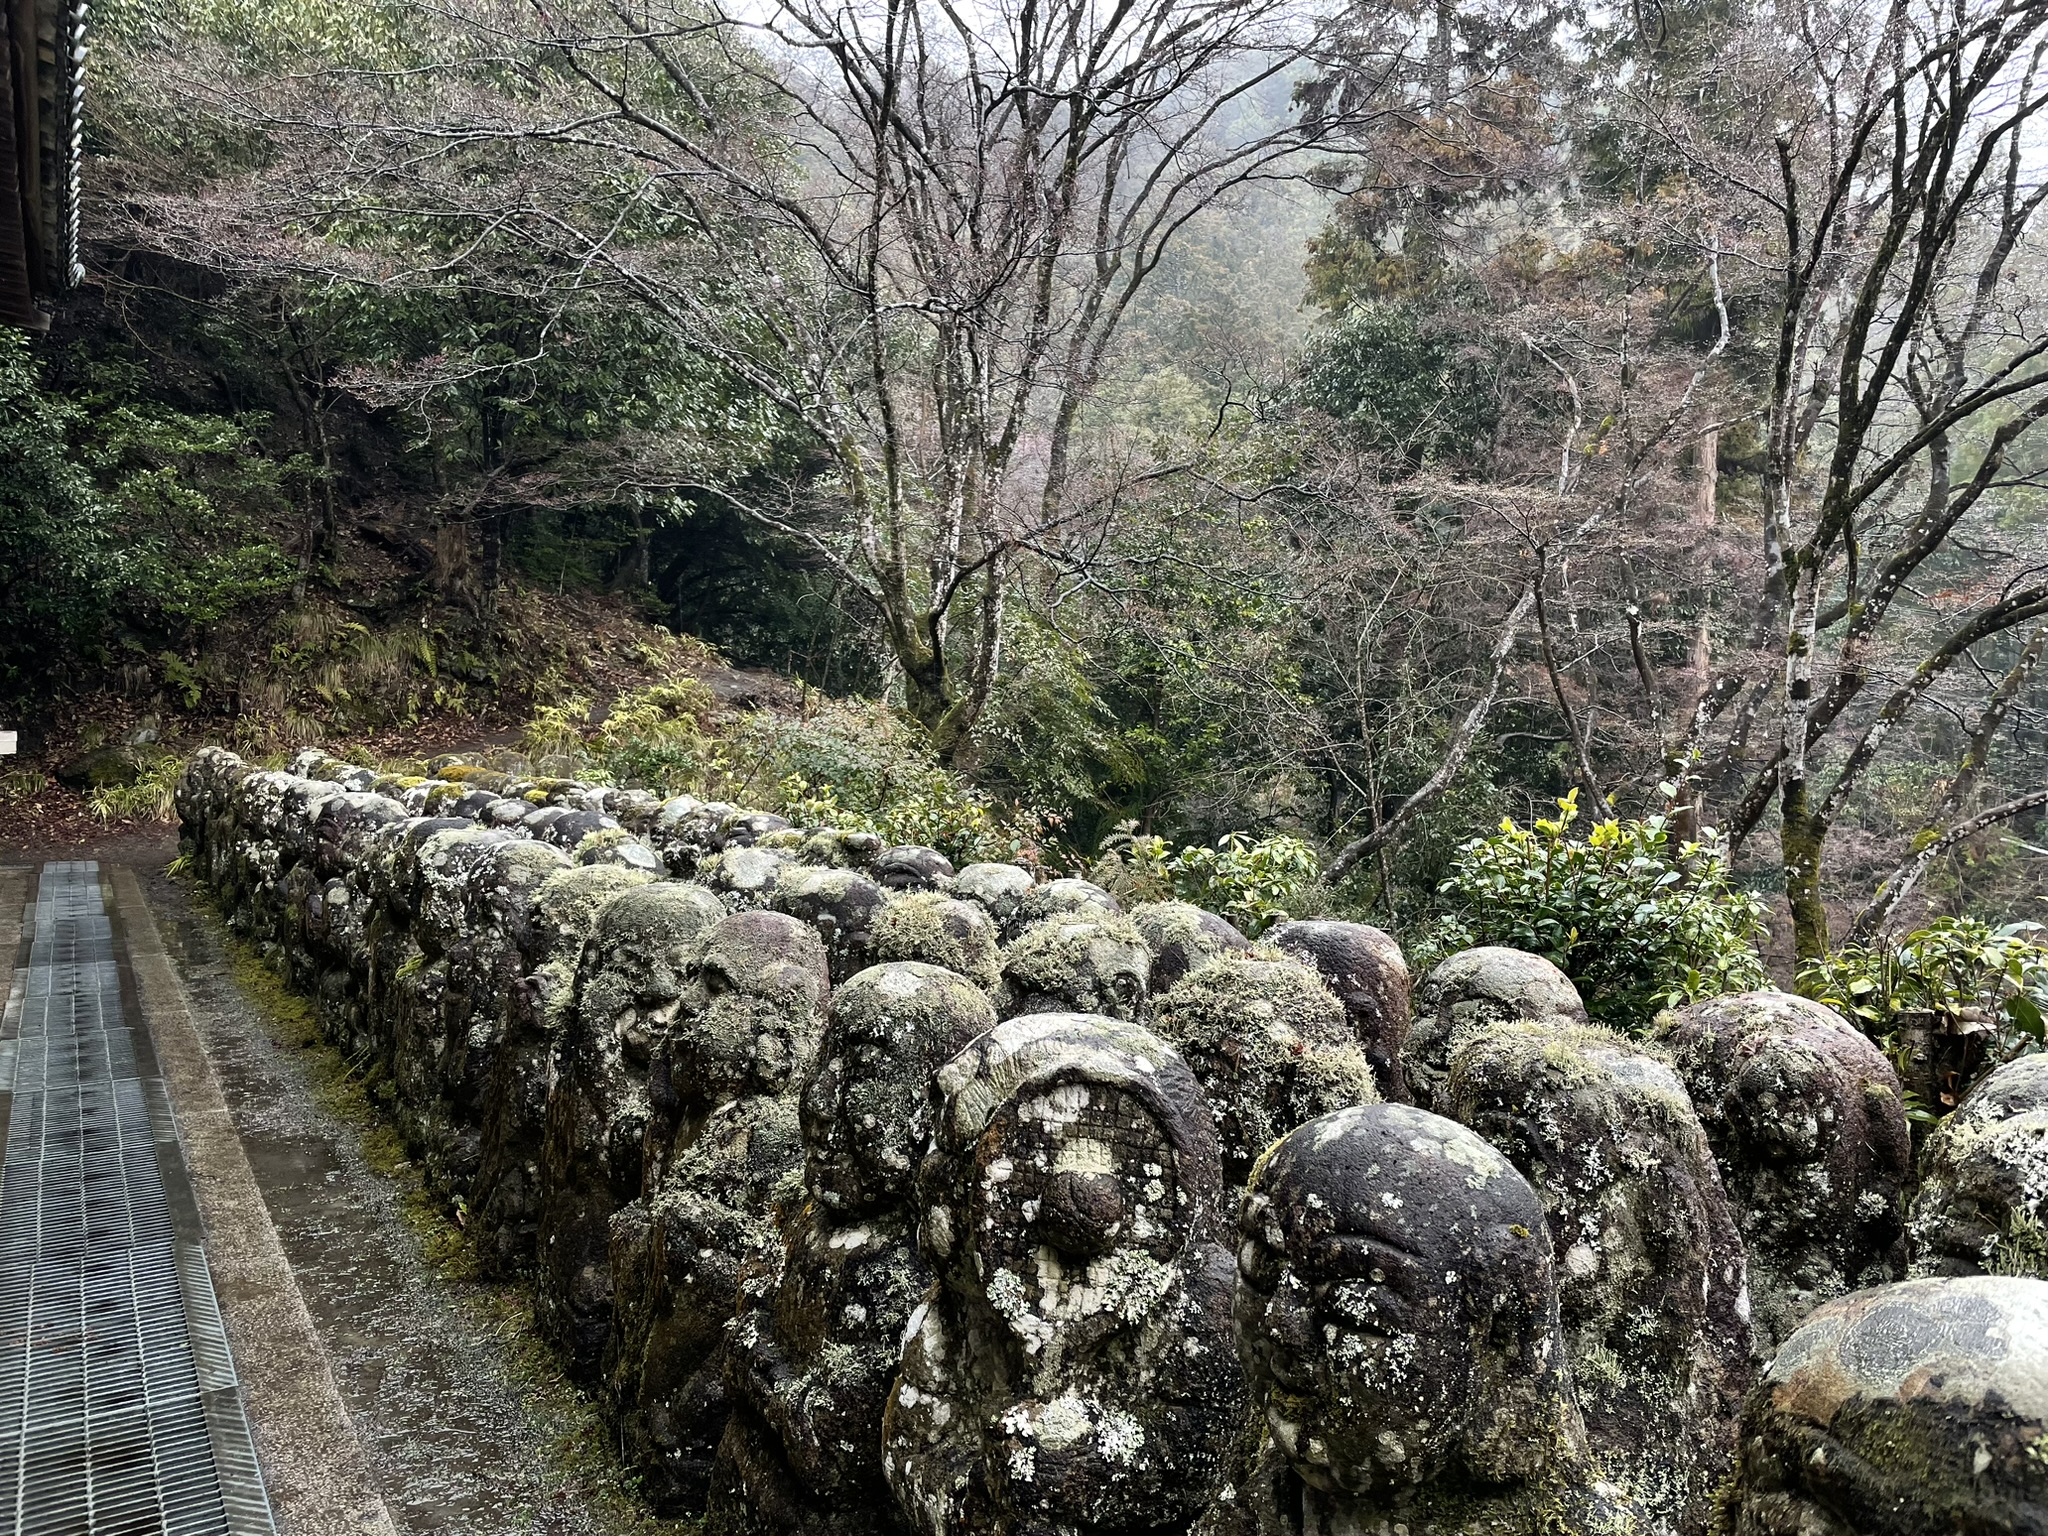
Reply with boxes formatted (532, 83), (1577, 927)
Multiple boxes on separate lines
(0, 863), (272, 1535)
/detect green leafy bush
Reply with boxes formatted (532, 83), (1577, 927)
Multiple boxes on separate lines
(1092, 823), (1322, 937)
(1799, 919), (2047, 1122)
(1423, 790), (1769, 1027)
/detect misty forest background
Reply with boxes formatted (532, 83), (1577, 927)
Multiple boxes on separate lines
(6, 0), (2048, 1114)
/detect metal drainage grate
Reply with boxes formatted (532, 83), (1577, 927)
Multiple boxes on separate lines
(0, 863), (275, 1534)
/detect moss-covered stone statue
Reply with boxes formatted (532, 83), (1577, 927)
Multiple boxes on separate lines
(1131, 901), (1250, 995)
(1207, 1102), (1638, 1536)
(1443, 1022), (1752, 1534)
(534, 879), (727, 1379)
(471, 862), (654, 1277)
(605, 909), (831, 1512)
(1908, 1053), (2048, 1279)
(866, 891), (1002, 992)
(769, 864), (893, 982)
(951, 861), (1037, 935)
(1408, 946), (1591, 1111)
(993, 912), (1152, 1022)
(1268, 918), (1414, 1103)
(1014, 875), (1125, 936)
(1656, 990), (1910, 1353)
(884, 1014), (1246, 1536)
(1720, 1275), (2048, 1533)
(1150, 951), (1381, 1190)
(710, 962), (998, 1536)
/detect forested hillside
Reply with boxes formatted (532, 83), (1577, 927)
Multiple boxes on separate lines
(5, 0), (2046, 1083)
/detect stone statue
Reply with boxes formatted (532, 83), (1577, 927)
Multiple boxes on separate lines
(1150, 952), (1380, 1190)
(1444, 1021), (1751, 1534)
(1408, 946), (1590, 1111)
(470, 863), (653, 1277)
(1014, 876), (1125, 936)
(1721, 1275), (2048, 1533)
(866, 891), (1003, 992)
(1268, 919), (1414, 1103)
(992, 913), (1151, 1022)
(535, 880), (728, 1378)
(1131, 901), (1250, 994)
(711, 962), (998, 1535)
(1908, 1052), (2048, 1278)
(952, 862), (1037, 936)
(874, 844), (956, 892)
(884, 1014), (1245, 1536)
(1657, 990), (1911, 1353)
(605, 909), (831, 1512)
(769, 865), (893, 982)
(1215, 1102), (1635, 1536)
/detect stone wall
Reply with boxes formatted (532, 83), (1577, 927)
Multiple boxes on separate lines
(177, 747), (2048, 1536)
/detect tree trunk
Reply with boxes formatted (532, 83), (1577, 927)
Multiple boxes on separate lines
(1780, 782), (1829, 960)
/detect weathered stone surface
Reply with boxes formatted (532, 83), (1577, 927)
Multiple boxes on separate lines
(993, 912), (1151, 1022)
(1909, 1053), (2048, 1279)
(711, 963), (997, 1536)
(1722, 1275), (2048, 1534)
(1150, 952), (1379, 1190)
(471, 862), (654, 1276)
(952, 861), (1037, 935)
(1131, 901), (1250, 995)
(605, 909), (831, 1511)
(535, 880), (728, 1378)
(1014, 876), (1124, 936)
(885, 1013), (1245, 1536)
(1213, 1102), (1634, 1536)
(1443, 1021), (1751, 1534)
(873, 844), (955, 892)
(866, 891), (1002, 992)
(769, 865), (892, 982)
(1268, 918), (1414, 1103)
(1409, 946), (1590, 1111)
(1657, 990), (1911, 1354)
(699, 846), (795, 910)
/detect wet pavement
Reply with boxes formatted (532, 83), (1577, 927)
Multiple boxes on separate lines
(138, 867), (657, 1536)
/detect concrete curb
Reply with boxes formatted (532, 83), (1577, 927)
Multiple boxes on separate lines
(112, 864), (400, 1536)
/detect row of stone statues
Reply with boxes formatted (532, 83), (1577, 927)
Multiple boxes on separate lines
(174, 748), (2048, 1535)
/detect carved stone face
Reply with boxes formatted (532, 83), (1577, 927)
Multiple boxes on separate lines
(1728, 1277), (2048, 1533)
(1234, 1103), (1569, 1498)
(1151, 953), (1379, 1190)
(801, 962), (995, 1212)
(951, 861), (1036, 935)
(1658, 989), (1911, 1348)
(576, 881), (728, 1063)
(768, 865), (891, 982)
(671, 909), (830, 1102)
(993, 914), (1151, 1022)
(873, 844), (956, 892)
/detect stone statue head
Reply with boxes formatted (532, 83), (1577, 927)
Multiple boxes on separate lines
(1234, 1102), (1579, 1499)
(801, 961), (997, 1213)
(768, 864), (892, 982)
(1131, 901), (1250, 995)
(1658, 989), (1911, 1347)
(1150, 952), (1380, 1189)
(1268, 919), (1414, 1103)
(866, 891), (1002, 992)
(669, 909), (831, 1105)
(576, 881), (729, 1065)
(992, 913), (1151, 1022)
(1725, 1276), (2048, 1533)
(951, 861), (1037, 935)
(1409, 947), (1589, 1110)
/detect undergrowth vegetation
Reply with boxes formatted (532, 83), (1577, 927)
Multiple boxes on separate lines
(1419, 790), (1772, 1028)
